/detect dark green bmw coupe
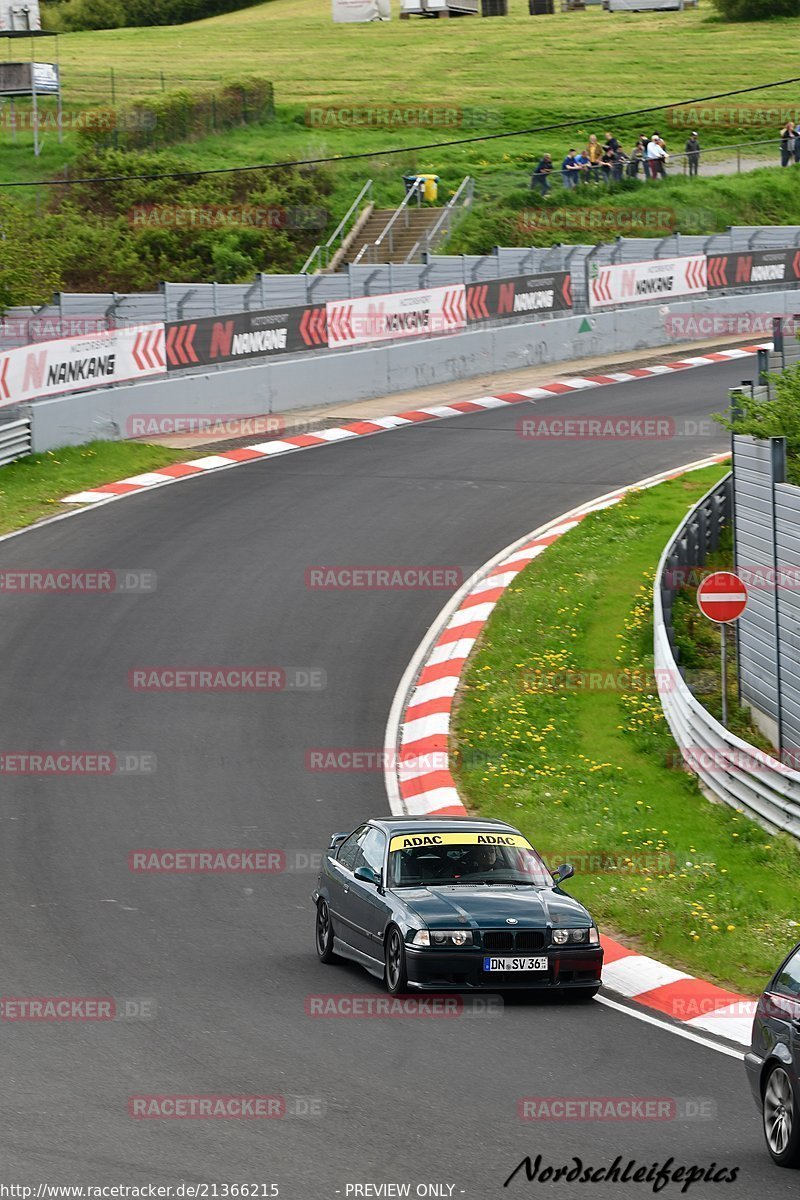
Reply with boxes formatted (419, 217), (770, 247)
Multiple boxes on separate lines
(313, 816), (602, 998)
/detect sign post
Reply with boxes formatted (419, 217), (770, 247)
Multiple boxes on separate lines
(696, 571), (748, 727)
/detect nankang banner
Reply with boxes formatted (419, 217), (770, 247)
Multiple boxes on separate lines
(466, 272), (572, 322)
(0, 324), (164, 408)
(588, 256), (707, 309)
(326, 285), (466, 348)
(165, 305), (327, 370)
(706, 248), (800, 290)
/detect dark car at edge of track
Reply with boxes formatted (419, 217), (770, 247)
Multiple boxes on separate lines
(312, 816), (603, 997)
(745, 939), (800, 1168)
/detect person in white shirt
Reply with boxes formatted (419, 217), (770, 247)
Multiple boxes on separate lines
(646, 133), (667, 179)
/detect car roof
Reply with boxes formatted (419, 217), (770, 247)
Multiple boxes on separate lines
(367, 816), (520, 835)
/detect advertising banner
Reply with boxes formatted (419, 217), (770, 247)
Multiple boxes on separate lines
(0, 324), (165, 408)
(706, 248), (800, 290)
(327, 285), (466, 349)
(332, 0), (391, 20)
(165, 305), (327, 371)
(466, 272), (572, 322)
(588, 255), (707, 310)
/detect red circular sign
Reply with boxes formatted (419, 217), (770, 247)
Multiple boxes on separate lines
(697, 571), (748, 624)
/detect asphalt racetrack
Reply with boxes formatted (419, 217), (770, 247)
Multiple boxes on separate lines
(0, 357), (791, 1197)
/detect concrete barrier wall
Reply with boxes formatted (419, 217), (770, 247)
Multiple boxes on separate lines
(27, 288), (798, 452)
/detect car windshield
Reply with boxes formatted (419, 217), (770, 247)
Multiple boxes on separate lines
(387, 834), (554, 888)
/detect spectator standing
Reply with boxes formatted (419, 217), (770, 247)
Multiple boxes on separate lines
(603, 131), (620, 155)
(574, 149), (591, 182)
(600, 146), (614, 184)
(586, 134), (602, 182)
(685, 131), (700, 176)
(532, 153), (553, 194)
(611, 145), (628, 183)
(780, 121), (796, 167)
(628, 137), (645, 178)
(647, 133), (667, 179)
(562, 149), (581, 189)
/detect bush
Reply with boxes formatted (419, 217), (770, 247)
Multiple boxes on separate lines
(76, 78), (274, 153)
(712, 0), (800, 18)
(0, 198), (63, 310)
(34, 147), (334, 295)
(42, 0), (268, 31)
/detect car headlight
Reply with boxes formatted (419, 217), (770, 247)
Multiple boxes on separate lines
(411, 929), (473, 948)
(552, 927), (594, 945)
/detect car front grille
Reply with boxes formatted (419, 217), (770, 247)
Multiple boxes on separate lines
(483, 929), (545, 952)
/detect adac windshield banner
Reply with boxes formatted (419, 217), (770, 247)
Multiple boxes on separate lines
(0, 324), (165, 409)
(588, 255), (707, 310)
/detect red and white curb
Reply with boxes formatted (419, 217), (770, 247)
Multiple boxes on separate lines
(60, 344), (765, 506)
(384, 453), (756, 1047)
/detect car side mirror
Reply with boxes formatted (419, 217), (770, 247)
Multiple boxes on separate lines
(329, 832), (349, 851)
(552, 862), (575, 884)
(354, 865), (380, 887)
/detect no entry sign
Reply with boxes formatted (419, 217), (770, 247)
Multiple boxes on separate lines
(697, 571), (748, 624)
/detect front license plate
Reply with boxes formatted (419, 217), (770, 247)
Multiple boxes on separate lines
(483, 956), (548, 972)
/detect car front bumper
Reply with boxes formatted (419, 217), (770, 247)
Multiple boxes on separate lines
(405, 945), (603, 991)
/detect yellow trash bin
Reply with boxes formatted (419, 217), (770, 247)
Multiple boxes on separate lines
(419, 173), (439, 202)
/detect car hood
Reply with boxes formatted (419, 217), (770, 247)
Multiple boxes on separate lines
(397, 885), (590, 928)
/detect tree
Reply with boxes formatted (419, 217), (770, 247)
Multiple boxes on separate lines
(714, 365), (800, 483)
(712, 0), (800, 19)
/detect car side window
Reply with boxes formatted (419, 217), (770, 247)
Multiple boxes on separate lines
(337, 827), (365, 871)
(774, 946), (800, 998)
(360, 827), (387, 876)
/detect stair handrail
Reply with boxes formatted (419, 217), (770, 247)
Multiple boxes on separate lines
(360, 177), (424, 266)
(404, 175), (473, 264)
(301, 179), (373, 274)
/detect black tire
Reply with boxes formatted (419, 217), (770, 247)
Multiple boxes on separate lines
(763, 1064), (800, 1168)
(315, 899), (338, 964)
(384, 926), (409, 995)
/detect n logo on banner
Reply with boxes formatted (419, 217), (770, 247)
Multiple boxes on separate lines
(735, 256), (752, 284)
(498, 283), (515, 315)
(210, 321), (234, 359)
(23, 350), (46, 393)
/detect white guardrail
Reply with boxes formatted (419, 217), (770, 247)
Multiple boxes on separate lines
(654, 474), (800, 842)
(0, 414), (31, 467)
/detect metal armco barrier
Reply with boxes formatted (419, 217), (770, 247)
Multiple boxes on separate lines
(654, 474), (800, 842)
(0, 414), (32, 467)
(163, 272), (570, 372)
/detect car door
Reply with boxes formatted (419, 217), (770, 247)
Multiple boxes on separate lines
(342, 826), (390, 962)
(326, 825), (365, 951)
(771, 945), (800, 1073)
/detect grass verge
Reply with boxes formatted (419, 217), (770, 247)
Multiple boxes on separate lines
(452, 464), (800, 996)
(0, 442), (191, 535)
